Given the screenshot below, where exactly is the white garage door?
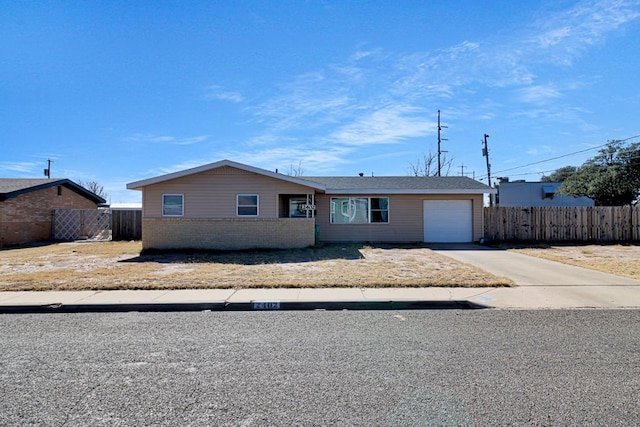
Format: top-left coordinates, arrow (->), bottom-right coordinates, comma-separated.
423,200 -> 473,243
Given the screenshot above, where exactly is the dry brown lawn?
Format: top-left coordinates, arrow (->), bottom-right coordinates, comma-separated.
506,243 -> 640,280
0,241 -> 513,291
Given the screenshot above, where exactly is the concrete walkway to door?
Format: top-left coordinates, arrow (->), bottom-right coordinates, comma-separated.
430,243 -> 640,309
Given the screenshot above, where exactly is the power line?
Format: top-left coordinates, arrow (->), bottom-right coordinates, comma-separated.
493,143 -> 609,174
477,135 -> 640,181
490,147 -> 640,180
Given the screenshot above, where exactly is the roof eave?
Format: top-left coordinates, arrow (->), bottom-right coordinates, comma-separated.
0,179 -> 106,204
126,159 -> 326,191
325,188 -> 497,195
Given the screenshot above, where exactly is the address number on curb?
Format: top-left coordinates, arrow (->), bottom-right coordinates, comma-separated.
252,301 -> 281,310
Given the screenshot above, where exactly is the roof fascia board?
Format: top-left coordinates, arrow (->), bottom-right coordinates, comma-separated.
126,159 -> 326,191
324,189 -> 497,195
0,179 -> 106,204
3,180 -> 67,199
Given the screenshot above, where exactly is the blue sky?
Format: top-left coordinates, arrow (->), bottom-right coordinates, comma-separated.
2,0 -> 639,203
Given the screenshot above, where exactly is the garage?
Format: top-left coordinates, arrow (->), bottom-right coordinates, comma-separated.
423,200 -> 473,242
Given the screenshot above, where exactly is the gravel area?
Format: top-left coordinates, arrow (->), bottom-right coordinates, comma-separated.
506,243 -> 640,279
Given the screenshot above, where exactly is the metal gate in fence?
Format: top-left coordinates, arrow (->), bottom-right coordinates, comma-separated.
52,208 -> 111,241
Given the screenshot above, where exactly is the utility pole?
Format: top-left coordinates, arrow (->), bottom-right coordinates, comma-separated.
459,163 -> 466,177
481,133 -> 493,206
44,159 -> 53,179
437,110 -> 448,176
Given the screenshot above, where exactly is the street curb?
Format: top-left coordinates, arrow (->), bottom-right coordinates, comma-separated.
0,299 -> 488,314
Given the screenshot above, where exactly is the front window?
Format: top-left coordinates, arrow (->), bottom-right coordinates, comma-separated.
330,197 -> 389,224
163,194 -> 183,216
370,197 -> 389,222
237,194 -> 258,216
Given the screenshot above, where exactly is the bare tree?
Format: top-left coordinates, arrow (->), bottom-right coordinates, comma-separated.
78,180 -> 108,200
287,161 -> 304,177
408,151 -> 454,176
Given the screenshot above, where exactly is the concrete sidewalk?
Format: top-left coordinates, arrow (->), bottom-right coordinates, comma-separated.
1,282 -> 639,312
0,288 -> 488,313
2,244 -> 640,312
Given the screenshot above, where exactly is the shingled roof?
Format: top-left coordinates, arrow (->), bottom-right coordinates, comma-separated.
301,176 -> 495,194
126,159 -> 495,195
0,178 -> 106,204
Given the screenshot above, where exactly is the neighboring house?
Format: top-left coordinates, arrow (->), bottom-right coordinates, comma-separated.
127,160 -> 495,250
0,178 -> 106,246
110,202 -> 142,210
496,179 -> 594,207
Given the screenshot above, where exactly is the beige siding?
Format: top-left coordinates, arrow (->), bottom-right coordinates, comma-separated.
471,195 -> 484,241
142,166 -> 315,218
315,194 -> 484,242
136,165 -> 488,246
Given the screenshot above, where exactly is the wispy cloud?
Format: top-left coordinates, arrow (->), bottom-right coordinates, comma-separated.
253,72 -> 353,131
0,161 -> 38,174
223,146 -> 353,174
329,105 -> 433,146
519,85 -> 563,104
145,159 -> 212,177
526,145 -> 556,156
205,85 -> 244,103
525,0 -> 640,65
126,133 -> 209,145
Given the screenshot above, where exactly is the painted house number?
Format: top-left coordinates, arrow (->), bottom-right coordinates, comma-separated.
252,301 -> 281,310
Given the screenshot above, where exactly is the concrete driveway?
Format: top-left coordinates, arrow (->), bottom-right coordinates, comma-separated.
430,244 -> 640,309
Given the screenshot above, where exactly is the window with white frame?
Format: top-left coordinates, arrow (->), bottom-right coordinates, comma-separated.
162,194 -> 184,216
237,194 -> 259,216
330,197 -> 389,224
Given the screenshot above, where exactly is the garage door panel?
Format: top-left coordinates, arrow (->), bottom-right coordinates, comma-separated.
424,200 -> 472,242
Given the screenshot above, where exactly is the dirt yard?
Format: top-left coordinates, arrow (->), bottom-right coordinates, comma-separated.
506,243 -> 640,280
0,241 -> 514,291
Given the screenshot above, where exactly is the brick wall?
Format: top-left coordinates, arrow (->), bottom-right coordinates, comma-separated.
142,217 -> 316,250
0,186 -> 98,246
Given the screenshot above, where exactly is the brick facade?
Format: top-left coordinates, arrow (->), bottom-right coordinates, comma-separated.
142,217 -> 316,250
0,186 -> 98,246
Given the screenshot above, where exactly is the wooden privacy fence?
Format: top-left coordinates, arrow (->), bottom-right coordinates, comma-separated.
484,206 -> 640,242
111,209 -> 142,240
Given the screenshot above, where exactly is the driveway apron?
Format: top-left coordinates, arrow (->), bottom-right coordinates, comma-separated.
429,244 -> 640,308
429,244 -> 640,287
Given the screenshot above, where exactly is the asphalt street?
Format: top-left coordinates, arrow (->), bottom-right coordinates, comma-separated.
1,310 -> 639,426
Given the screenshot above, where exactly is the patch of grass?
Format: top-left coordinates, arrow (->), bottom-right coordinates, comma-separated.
508,244 -> 640,280
0,241 -> 513,291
